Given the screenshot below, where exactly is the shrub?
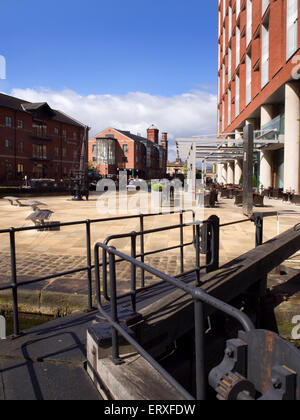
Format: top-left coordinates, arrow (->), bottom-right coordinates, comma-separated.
152,184 -> 163,192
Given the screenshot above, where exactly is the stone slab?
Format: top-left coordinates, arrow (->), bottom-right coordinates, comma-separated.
0,310 -> 98,364
0,358 -> 101,400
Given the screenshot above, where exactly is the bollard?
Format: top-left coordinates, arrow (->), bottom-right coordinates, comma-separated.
0,315 -> 6,339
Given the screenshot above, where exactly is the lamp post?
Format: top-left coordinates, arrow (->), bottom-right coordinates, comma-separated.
72,125 -> 90,201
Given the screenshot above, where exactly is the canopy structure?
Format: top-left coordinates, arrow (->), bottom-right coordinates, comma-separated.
176,129 -> 283,190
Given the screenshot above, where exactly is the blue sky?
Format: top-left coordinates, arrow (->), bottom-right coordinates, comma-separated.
1,0 -> 218,96
0,0 -> 218,158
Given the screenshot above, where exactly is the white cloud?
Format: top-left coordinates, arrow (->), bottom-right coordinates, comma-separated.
11,87 -> 217,161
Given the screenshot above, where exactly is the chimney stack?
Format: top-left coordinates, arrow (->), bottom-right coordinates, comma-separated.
147,124 -> 159,144
161,132 -> 168,149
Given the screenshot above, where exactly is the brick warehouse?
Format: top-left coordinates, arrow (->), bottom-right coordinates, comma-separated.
217,0 -> 300,194
88,126 -> 168,179
0,93 -> 87,185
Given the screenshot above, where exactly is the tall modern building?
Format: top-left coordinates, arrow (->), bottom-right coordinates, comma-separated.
218,0 -> 300,193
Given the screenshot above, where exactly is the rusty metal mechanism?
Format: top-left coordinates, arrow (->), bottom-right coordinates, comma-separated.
209,330 -> 300,400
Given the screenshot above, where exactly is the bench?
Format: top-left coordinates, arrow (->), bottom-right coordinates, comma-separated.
24,200 -> 47,211
3,196 -> 24,207
253,194 -> 264,207
291,195 -> 300,206
234,193 -> 265,207
26,210 -> 54,230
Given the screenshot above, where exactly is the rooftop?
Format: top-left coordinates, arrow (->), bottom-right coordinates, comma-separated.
0,93 -> 86,128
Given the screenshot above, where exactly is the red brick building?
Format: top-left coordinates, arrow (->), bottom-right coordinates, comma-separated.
0,93 -> 87,185
218,0 -> 300,193
88,126 -> 168,179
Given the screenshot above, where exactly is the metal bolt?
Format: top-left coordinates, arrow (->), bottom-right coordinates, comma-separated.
225,347 -> 234,358
271,377 -> 282,390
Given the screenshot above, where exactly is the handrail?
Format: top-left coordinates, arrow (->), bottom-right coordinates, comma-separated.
95,243 -> 255,332
94,242 -> 255,401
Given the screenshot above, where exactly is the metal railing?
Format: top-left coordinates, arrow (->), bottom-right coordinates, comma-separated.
94,242 -> 255,401
93,211 -> 279,400
0,209 -> 195,337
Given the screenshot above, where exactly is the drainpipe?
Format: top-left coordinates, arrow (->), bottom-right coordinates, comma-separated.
14,110 -> 17,182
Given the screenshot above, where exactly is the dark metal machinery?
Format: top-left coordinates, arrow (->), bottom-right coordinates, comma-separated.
209,330 -> 300,400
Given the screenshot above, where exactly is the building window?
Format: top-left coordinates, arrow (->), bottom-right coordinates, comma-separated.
262,0 -> 269,16
246,0 -> 252,46
5,117 -> 12,128
92,144 -> 97,153
6,163 -> 13,178
17,164 -> 24,175
222,64 -> 225,95
236,25 -> 240,68
5,139 -> 12,151
228,89 -> 231,126
54,128 -> 59,136
63,148 -> 67,158
123,144 -> 128,154
54,147 -> 59,157
235,74 -> 240,117
33,123 -> 47,138
18,142 -> 24,153
73,132 -> 77,140
228,7 -> 232,41
228,47 -> 232,82
222,100 -> 225,133
17,120 -> 23,129
62,129 -> 66,139
236,0 -> 240,17
33,144 -> 47,159
246,51 -> 252,105
287,0 -> 298,60
261,20 -> 269,88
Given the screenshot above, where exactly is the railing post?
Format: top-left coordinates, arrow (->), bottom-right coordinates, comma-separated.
109,249 -> 122,365
131,232 -> 137,313
86,220 -> 93,311
194,298 -> 206,400
251,212 -> 264,247
195,223 -> 201,286
249,213 -> 266,327
206,215 -> 220,273
9,228 -> 19,337
140,215 -> 145,288
180,213 -> 184,274
94,245 -> 101,303
102,247 -> 109,302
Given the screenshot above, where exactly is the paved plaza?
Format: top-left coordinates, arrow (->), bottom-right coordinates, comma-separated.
0,192 -> 299,315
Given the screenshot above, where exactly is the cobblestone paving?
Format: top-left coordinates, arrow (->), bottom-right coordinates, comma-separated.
0,251 -> 196,295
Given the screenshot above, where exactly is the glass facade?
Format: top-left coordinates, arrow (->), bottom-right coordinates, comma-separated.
96,138 -> 116,165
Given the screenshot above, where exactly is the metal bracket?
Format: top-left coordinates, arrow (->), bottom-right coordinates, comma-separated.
259,366 -> 296,401
208,338 -> 248,391
209,330 -> 300,400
